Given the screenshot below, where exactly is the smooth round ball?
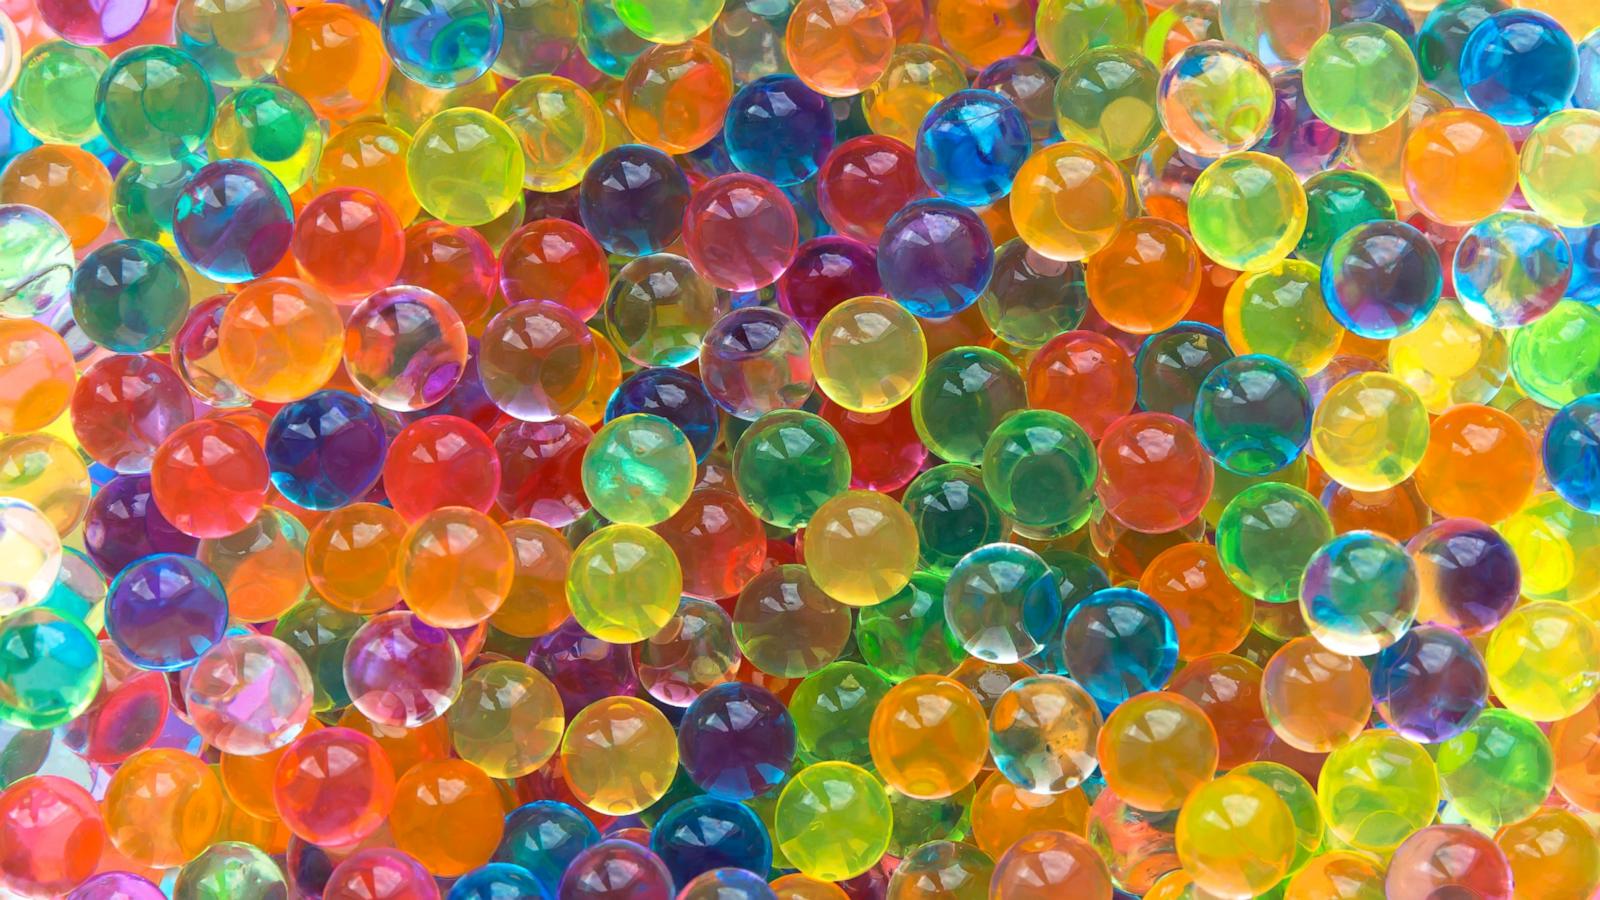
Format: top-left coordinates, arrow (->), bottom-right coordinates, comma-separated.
774,762 -> 893,882
343,612 -> 462,728
562,696 -> 679,816
408,108 -> 525,227
1097,692 -> 1218,813
804,490 -> 917,607
1061,588 -> 1178,708
1303,23 -> 1418,133
1176,775 -> 1296,898
1010,141 -> 1127,262
945,543 -> 1064,665
567,524 -> 682,643
1318,730 -> 1439,852
1188,151 -> 1306,272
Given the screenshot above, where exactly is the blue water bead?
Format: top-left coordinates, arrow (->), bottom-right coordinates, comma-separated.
678,682 -> 796,800
496,802 -> 601,897
1331,0 -> 1416,43
447,862 -> 548,900
724,75 -> 836,186
877,198 -> 994,318
1192,354 -> 1312,477
915,89 -> 1032,206
578,144 -> 690,257
1060,587 -> 1178,712
1453,211 -> 1572,328
605,367 -> 721,462
1371,624 -> 1489,743
1321,219 -> 1442,339
265,390 -> 390,510
106,554 -> 229,671
381,0 -> 505,89
172,159 -> 294,283
1459,9 -> 1577,126
1545,394 -> 1600,514
650,795 -> 772,887
1577,27 -> 1600,110
1566,226 -> 1600,304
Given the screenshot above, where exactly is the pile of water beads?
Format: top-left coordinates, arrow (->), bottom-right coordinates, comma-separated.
8,0 -> 1600,896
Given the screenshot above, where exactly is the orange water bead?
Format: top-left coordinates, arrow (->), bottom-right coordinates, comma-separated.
306,502 -> 406,615
970,770 -> 1090,859
869,674 -> 989,799
1027,330 -> 1137,440
622,41 -> 734,155
1096,691 -> 1218,813
397,506 -> 514,629
772,874 -> 851,900
315,122 -> 421,224
1402,109 -> 1517,227
0,319 -> 74,434
218,277 -> 345,403
933,0 -> 1033,68
278,4 -> 390,122
489,519 -> 573,638
390,759 -> 506,877
0,144 -> 111,248
1139,542 -> 1253,660
273,727 -> 397,846
1261,636 -> 1371,753
1086,217 -> 1201,335
102,749 -> 225,868
785,0 -> 896,98
1413,404 -> 1536,524
292,187 -> 406,302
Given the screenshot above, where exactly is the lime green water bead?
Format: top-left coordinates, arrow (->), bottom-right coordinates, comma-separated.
912,346 -> 1027,465
1053,46 -> 1161,160
567,524 -> 683,643
582,414 -> 696,526
1304,24 -> 1418,135
614,0 -> 723,43
1318,730 -> 1439,853
1035,0 -> 1149,67
96,46 -> 217,165
1510,300 -> 1600,409
13,41 -> 107,144
733,409 -> 851,529
790,661 -> 892,766
776,762 -> 894,882
208,84 -> 324,193
1188,152 -> 1306,272
407,106 -> 527,226
1216,482 -> 1333,603
1436,708 -> 1554,832
1223,260 -> 1344,376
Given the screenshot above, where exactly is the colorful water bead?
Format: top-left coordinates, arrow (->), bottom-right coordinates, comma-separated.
1312,372 -> 1430,491
95,46 -> 215,164
1372,624 -> 1489,743
878,198 -> 995,318
1097,691 -> 1217,812
0,607 -> 101,730
407,107 -> 524,226
1176,774 -> 1297,898
291,187 -> 405,302
106,553 -> 228,671
102,749 -> 225,868
562,695 -> 678,815
803,489 -> 917,607
217,277 -> 344,403
0,318 -> 74,434
784,0 -> 893,98
582,413 -> 696,526
1223,260 -> 1343,376
1385,825 -> 1515,899
273,727 -> 395,846
869,674 -> 988,799
567,524 -> 681,643
1193,353 -> 1311,476
1096,412 -> 1213,534
733,409 -> 851,528
184,632 -> 312,756
774,762 -> 893,882
1188,151 -> 1306,272
605,253 -> 722,367
1157,40 -> 1274,157
480,301 -> 599,423
1318,729 -> 1440,853
0,144 -> 110,249
1459,8 -> 1577,126
810,295 -> 926,413
734,565 -> 853,678
207,83 -> 322,193
0,205 -> 74,320
70,238 -> 189,353
150,418 -> 269,539
1061,588 -> 1178,708
1402,108 -> 1517,226
1300,530 -> 1417,656
1302,23 -> 1418,134
987,675 -> 1101,795
698,307 -> 813,419
1010,141 -> 1127,262
1486,601 -> 1600,722
1217,482 -> 1333,603
1321,219 -> 1442,340
343,612 -> 463,728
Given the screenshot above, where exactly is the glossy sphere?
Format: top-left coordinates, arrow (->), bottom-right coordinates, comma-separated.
173,0 -> 289,85
218,278 -> 344,403
1087,217 -> 1200,335
869,675 -> 987,799
779,236 -> 882,333
811,296 -> 926,413
265,392 -> 387,512
579,144 -> 689,255
1496,808 -> 1600,898
1319,730 -> 1439,852
0,319 -> 74,434
1194,354 -> 1310,476
1322,219 -> 1442,339
1262,635 -> 1371,752
559,840 -> 673,900
652,797 -> 772,886
276,4 -> 388,119
699,307 -> 812,420
1097,692 -> 1217,812
150,419 -> 269,540
1312,372 -> 1430,491
725,75 -> 836,186
481,301 -> 598,422
0,608 -> 100,730
1520,109 -> 1600,230
343,612 -> 463,727
106,553 -> 228,670
1053,47 -> 1160,161
567,524 -> 682,643
96,46 -> 215,164
0,434 -> 91,536
1300,531 -> 1417,656
83,475 -> 198,578
733,566 -> 852,678
784,0 -> 893,97
102,749 -> 224,868
1189,152 -> 1306,272
323,848 -> 438,900
1157,41 -> 1274,157
384,416 -> 499,520
346,287 -> 468,411
0,776 -> 105,895
0,145 -> 110,249
71,354 -> 193,474
500,219 -> 608,317
1303,23 -> 1418,134
900,465 -> 1006,574
1486,601 -> 1600,722
381,0 -> 501,88
982,240 -> 1089,350
878,199 -> 995,319
817,136 -> 930,243
1459,9 -> 1575,126
398,507 -> 513,628
774,762 -> 892,882
1223,261 -> 1343,376
679,681 -> 795,799
207,84 -> 321,193
1407,519 -> 1518,635
185,633 -> 312,756
583,414 -> 696,526
1027,331 -> 1136,441
70,239 -> 189,353
1548,395 -> 1600,516
1371,624 -> 1488,743
989,675 -> 1102,794
1177,775 -> 1296,898
790,661 -> 891,766
621,41 -> 732,155
408,108 -> 524,226
1392,299 -> 1508,413
1511,300 -> 1600,408
492,417 -> 592,528
605,253 -> 722,367
1435,708 -> 1553,832
0,205 -> 75,319
1010,141 -> 1127,262
1062,588 -> 1178,708
804,490 -> 917,607
562,696 -> 678,815
1411,405 -> 1533,523
734,410 -> 851,528
684,174 -> 798,293
607,367 -> 719,462
915,89 -> 1030,207
1139,543 -> 1253,660
1403,109 -> 1517,226
1386,825 -> 1515,899
390,759 -> 504,877
292,188 -> 405,302
990,831 -> 1110,900
945,544 -> 1063,664
1097,413 -> 1213,534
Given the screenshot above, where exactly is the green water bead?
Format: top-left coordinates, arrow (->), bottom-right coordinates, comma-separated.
13,42 -> 108,144
733,409 -> 851,529
912,346 -> 1027,465
69,239 -> 191,353
0,608 -> 103,730
1303,23 -> 1419,135
981,408 -> 1097,539
1216,482 -> 1333,603
112,159 -> 202,249
274,598 -> 363,713
1436,708 -> 1554,832
790,661 -> 892,767
96,46 -> 217,165
856,571 -> 964,684
901,464 -> 1009,575
583,413 -> 697,526
1509,300 -> 1600,409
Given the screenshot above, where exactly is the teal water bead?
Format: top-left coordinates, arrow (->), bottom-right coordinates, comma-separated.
582,413 -> 697,526
944,542 -> 1064,664
1435,708 -> 1554,832
981,408 -> 1097,539
70,239 -> 191,353
1216,482 -> 1333,603
789,661 -> 892,766
1299,530 -> 1419,656
1193,353 -> 1312,476
856,571 -> 964,684
911,346 -> 1027,465
1298,170 -> 1396,264
0,608 -> 103,730
96,46 -> 217,164
733,409 -> 851,529
901,464 -> 1009,575
13,41 -> 108,144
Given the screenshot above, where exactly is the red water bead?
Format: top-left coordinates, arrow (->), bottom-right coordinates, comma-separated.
383,415 -> 501,521
1096,412 -> 1214,534
498,219 -> 609,320
151,418 -> 270,538
1027,330 -> 1137,440
70,354 -> 195,474
398,221 -> 498,326
323,848 -> 441,900
653,487 -> 768,600
0,775 -> 105,896
273,727 -> 397,846
63,640 -> 171,765
292,188 -> 406,303
683,173 -> 800,291
777,236 -> 883,334
1321,479 -> 1430,543
491,417 -> 592,527
817,135 -> 930,243
1167,652 -> 1271,769
819,397 -> 927,492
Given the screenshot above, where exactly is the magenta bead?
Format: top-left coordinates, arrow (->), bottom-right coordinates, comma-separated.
683,174 -> 800,291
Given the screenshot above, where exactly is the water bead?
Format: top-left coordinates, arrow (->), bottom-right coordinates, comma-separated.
1035,0 -> 1147,66
292,187 -> 405,303
733,565 -> 852,678
207,84 -> 321,196
733,409 -> 851,528
1157,41 -> 1274,158
986,675 -> 1101,795
1096,691 -> 1217,812
343,612 -> 463,728
381,0 -> 502,89
878,198 -> 995,319
605,253 -> 723,367
1303,23 -> 1418,134
1486,601 -> 1600,722
567,524 -> 681,643
982,240 -> 1089,349
606,368 -> 720,463
1390,298 -> 1508,413
788,660 -> 890,767
0,775 -> 105,896
802,490 -> 916,607
1009,141 -> 1127,262
1299,530 -> 1418,656
1217,482 -> 1333,603
560,839 -> 674,900
1187,151 -> 1306,273
779,236 -> 883,333
1402,109 -> 1517,227
0,144 -> 110,249
901,464 -> 1007,574
784,0 -> 893,98
1495,808 -> 1600,900
1459,8 -> 1576,126
95,45 -> 214,164
816,135 -> 930,243
103,749 -> 225,868
1223,261 -> 1343,376
1318,729 -> 1439,853
1312,372 -> 1430,491
810,296 -> 926,413
684,174 -> 799,293
70,238 -> 189,353
562,695 -> 679,816
1060,588 -> 1177,708
1097,412 -> 1214,534
1321,220 -> 1443,340
407,107 -> 524,227
1385,825 -> 1515,899
1435,707 -> 1553,833
106,553 -> 228,671
1453,211 -> 1570,329
1371,624 -> 1489,742
698,307 -> 813,419
0,318 -> 74,434
173,0 -> 289,86
725,74 -> 836,186
383,416 -> 499,521
151,418 -> 269,540
914,89 -> 1031,207
0,204 -> 74,320
218,277 -> 344,403
584,414 -> 695,526
1193,354 -> 1312,476
1176,774 -> 1296,899
0,607 -> 101,730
